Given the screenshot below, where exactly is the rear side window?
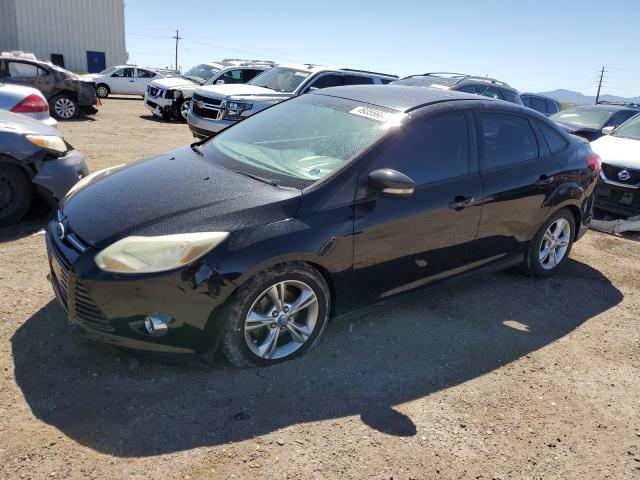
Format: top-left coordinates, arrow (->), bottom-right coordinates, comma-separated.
545,100 -> 559,114
379,78 -> 394,85
136,69 -> 155,78
537,122 -> 568,153
112,68 -> 134,77
7,61 -> 47,78
478,112 -> 538,169
374,113 -> 471,184
500,89 -> 519,104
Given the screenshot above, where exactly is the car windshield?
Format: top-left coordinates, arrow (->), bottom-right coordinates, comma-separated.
613,113 -> 640,140
550,107 -> 612,129
247,67 -> 312,93
98,67 -> 117,75
200,95 -> 402,188
182,64 -> 221,85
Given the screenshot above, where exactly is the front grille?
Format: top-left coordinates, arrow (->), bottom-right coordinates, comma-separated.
147,85 -> 163,97
193,103 -> 220,119
601,163 -> 640,187
193,93 -> 222,106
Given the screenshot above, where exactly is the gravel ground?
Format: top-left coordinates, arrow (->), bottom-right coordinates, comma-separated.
0,97 -> 639,479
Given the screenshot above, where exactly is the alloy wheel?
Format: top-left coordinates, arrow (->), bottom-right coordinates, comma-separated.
244,280 -> 319,360
180,101 -> 191,120
55,98 -> 76,119
539,218 -> 571,270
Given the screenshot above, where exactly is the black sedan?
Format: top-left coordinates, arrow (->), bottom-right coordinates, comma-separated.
46,85 -> 599,367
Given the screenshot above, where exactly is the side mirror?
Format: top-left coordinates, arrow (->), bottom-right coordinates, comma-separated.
368,169 -> 415,198
216,79 -> 225,85
602,126 -> 615,135
308,86 -> 319,92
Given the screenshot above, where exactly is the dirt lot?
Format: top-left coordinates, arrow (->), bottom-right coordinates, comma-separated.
1,97 -> 639,479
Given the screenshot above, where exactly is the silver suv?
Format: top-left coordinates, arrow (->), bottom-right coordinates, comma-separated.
187,64 -> 397,138
144,59 -> 274,121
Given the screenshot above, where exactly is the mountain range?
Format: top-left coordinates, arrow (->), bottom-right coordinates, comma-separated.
535,89 -> 640,105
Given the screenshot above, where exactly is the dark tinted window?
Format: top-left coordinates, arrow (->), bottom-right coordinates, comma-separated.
479,112 -> 538,169
242,69 -> 264,82
500,89 -> 519,104
537,122 -> 568,153
374,113 -> 471,184
545,99 -> 559,114
136,69 -> 155,78
7,61 -> 47,78
50,53 -> 65,68
608,110 -> 637,128
342,75 -> 374,86
221,69 -> 244,84
380,78 -> 394,85
529,96 -> 546,113
308,74 -> 344,90
521,95 -> 530,107
112,68 -> 134,77
476,85 -> 502,100
456,85 -> 478,94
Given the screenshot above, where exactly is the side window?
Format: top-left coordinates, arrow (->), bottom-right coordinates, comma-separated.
608,111 -> 637,128
112,68 -> 134,77
373,113 -> 471,184
222,69 -> 244,84
537,122 -> 568,153
545,100 -> 559,115
379,78 -> 394,85
341,75 -> 374,86
476,85 -> 502,100
136,69 -> 155,78
241,69 -> 263,82
308,74 -> 344,90
456,85 -> 478,94
500,89 -> 519,104
7,61 -> 46,78
529,96 -> 546,114
521,95 -> 530,107
478,112 -> 539,169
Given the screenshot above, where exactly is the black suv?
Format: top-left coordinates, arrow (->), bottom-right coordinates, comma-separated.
521,93 -> 562,117
550,102 -> 640,141
0,56 -> 97,120
392,72 -> 523,105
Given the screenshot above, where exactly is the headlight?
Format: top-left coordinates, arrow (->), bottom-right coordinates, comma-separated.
165,89 -> 174,99
94,232 -> 229,274
65,164 -> 125,198
25,135 -> 67,155
223,101 -> 253,120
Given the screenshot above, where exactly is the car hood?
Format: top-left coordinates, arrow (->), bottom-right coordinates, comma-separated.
151,77 -> 198,90
195,84 -> 293,101
61,146 -> 302,249
0,109 -> 61,136
590,134 -> 640,168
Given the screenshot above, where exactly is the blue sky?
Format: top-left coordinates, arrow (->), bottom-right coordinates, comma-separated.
124,0 -> 640,97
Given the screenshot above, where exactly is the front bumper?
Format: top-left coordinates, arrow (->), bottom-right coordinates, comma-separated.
187,109 -> 236,138
594,182 -> 640,217
44,220 -> 237,354
144,93 -> 175,117
32,149 -> 89,201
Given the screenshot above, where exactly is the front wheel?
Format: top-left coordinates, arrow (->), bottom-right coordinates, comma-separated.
176,99 -> 191,121
221,263 -> 330,367
96,84 -> 110,98
523,208 -> 576,278
50,94 -> 78,120
0,163 -> 32,226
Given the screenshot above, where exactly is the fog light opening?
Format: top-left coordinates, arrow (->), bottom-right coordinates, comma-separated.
143,312 -> 172,337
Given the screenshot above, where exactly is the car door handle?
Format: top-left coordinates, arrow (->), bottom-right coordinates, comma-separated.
536,175 -> 554,187
449,196 -> 474,210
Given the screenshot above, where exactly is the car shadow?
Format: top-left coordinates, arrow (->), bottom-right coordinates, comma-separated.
11,259 -> 622,457
138,114 -> 183,124
0,203 -> 51,243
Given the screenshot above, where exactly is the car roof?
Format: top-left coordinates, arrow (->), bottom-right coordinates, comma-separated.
310,84 -> 491,112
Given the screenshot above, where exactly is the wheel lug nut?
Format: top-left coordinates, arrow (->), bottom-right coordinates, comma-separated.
283,306 -> 289,313
270,323 -> 277,328
272,311 -> 278,317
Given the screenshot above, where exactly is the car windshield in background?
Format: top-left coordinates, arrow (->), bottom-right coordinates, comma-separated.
98,67 -> 117,75
248,67 -> 311,93
613,113 -> 640,140
550,107 -> 612,129
183,64 -> 221,85
201,95 -> 401,187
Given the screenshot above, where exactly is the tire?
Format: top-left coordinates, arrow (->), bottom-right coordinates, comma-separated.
221,262 -> 330,368
0,163 -> 32,226
523,208 -> 576,278
96,84 -> 110,98
49,94 -> 78,120
176,98 -> 190,121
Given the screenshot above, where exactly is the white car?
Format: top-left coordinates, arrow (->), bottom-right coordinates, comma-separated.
187,64 -> 398,138
84,66 -> 169,98
144,59 -> 273,121
0,83 -> 57,127
590,113 -> 640,217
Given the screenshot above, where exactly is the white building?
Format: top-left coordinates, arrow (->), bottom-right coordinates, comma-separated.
0,0 -> 126,73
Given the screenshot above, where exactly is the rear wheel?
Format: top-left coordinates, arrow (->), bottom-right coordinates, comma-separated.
0,163 -> 32,226
96,84 -> 110,98
221,263 -> 330,367
523,208 -> 575,278
50,94 -> 78,120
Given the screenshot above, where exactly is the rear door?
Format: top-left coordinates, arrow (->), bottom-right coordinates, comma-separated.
472,108 -> 560,264
133,68 -> 156,94
353,108 -> 483,302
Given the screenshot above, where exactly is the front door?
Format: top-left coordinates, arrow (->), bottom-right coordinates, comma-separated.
109,67 -> 136,94
353,109 -> 483,303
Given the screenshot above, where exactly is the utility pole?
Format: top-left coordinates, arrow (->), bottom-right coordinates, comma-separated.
595,66 -> 605,104
172,29 -> 182,73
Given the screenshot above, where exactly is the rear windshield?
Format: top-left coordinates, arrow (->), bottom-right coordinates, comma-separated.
613,113 -> 640,140
550,107 -> 612,129
248,67 -> 311,93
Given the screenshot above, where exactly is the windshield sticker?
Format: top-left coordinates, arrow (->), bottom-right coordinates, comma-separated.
349,106 -> 397,123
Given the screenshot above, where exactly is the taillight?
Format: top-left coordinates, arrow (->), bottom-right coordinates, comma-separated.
587,153 -> 601,175
10,94 -> 49,113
